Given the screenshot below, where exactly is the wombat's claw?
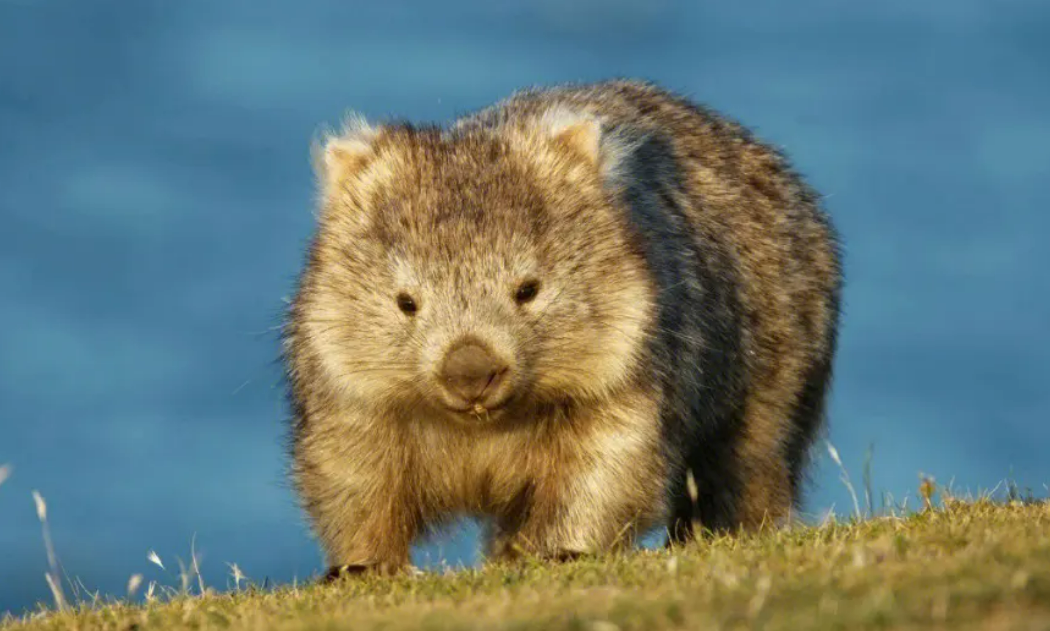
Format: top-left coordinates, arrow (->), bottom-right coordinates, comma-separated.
553,549 -> 586,563
323,564 -> 369,583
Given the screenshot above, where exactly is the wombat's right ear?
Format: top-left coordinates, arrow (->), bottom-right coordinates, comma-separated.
313,115 -> 380,189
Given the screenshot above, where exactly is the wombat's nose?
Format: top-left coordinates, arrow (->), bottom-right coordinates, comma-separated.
440,343 -> 508,406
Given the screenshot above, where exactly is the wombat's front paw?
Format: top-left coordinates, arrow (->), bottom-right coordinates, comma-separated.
322,564 -> 371,583
552,549 -> 588,563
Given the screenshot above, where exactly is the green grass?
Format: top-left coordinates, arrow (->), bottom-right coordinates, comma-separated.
4,497 -> 1049,631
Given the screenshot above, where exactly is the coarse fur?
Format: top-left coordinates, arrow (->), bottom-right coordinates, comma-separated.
284,80 -> 842,574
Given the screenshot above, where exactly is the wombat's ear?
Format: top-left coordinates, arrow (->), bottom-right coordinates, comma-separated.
539,108 -> 602,165
529,107 -> 636,182
313,115 -> 380,188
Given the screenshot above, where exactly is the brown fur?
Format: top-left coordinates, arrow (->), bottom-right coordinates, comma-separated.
285,80 -> 841,573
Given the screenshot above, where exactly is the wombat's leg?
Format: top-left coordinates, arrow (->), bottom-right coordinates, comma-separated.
298,446 -> 419,579
736,451 -> 793,530
313,482 -> 418,579
734,403 -> 795,530
489,402 -> 666,561
489,476 -> 655,562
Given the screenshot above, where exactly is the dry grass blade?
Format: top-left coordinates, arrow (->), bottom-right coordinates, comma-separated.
191,533 -> 207,596
30,490 -> 68,612
227,563 -> 246,590
148,550 -> 165,571
919,474 -> 938,510
826,441 -> 862,519
43,574 -> 67,613
685,468 -> 700,533
127,574 -> 143,598
31,490 -> 47,523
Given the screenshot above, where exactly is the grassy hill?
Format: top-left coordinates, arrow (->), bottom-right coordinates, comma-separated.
3,497 -> 1048,631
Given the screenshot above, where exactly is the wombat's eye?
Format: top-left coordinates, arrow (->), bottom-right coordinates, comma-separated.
514,280 -> 540,305
396,293 -> 418,315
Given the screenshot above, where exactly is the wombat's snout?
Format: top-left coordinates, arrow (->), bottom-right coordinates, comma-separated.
438,340 -> 510,411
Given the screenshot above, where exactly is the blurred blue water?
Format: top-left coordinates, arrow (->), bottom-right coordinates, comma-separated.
1,0 -> 1048,615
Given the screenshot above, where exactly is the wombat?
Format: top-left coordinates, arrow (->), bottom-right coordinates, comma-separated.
284,80 -> 842,577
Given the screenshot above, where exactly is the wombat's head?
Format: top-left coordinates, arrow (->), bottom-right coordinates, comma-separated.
290,109 -> 655,422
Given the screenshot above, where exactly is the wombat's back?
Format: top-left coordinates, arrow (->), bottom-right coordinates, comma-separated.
459,80 -> 842,535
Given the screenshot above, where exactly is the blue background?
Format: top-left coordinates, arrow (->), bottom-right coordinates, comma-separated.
2,0 -> 1048,615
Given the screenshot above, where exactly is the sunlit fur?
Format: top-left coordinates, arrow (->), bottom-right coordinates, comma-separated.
285,80 -> 842,574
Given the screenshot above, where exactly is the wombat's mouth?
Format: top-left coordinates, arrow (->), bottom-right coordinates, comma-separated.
432,390 -> 521,424
441,398 -> 509,421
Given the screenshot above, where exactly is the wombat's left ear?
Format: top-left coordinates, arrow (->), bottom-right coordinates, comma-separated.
313,115 -> 380,188
530,107 -> 637,182
539,108 -> 603,166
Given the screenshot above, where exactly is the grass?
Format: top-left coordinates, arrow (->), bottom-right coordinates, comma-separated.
3,495 -> 1049,631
